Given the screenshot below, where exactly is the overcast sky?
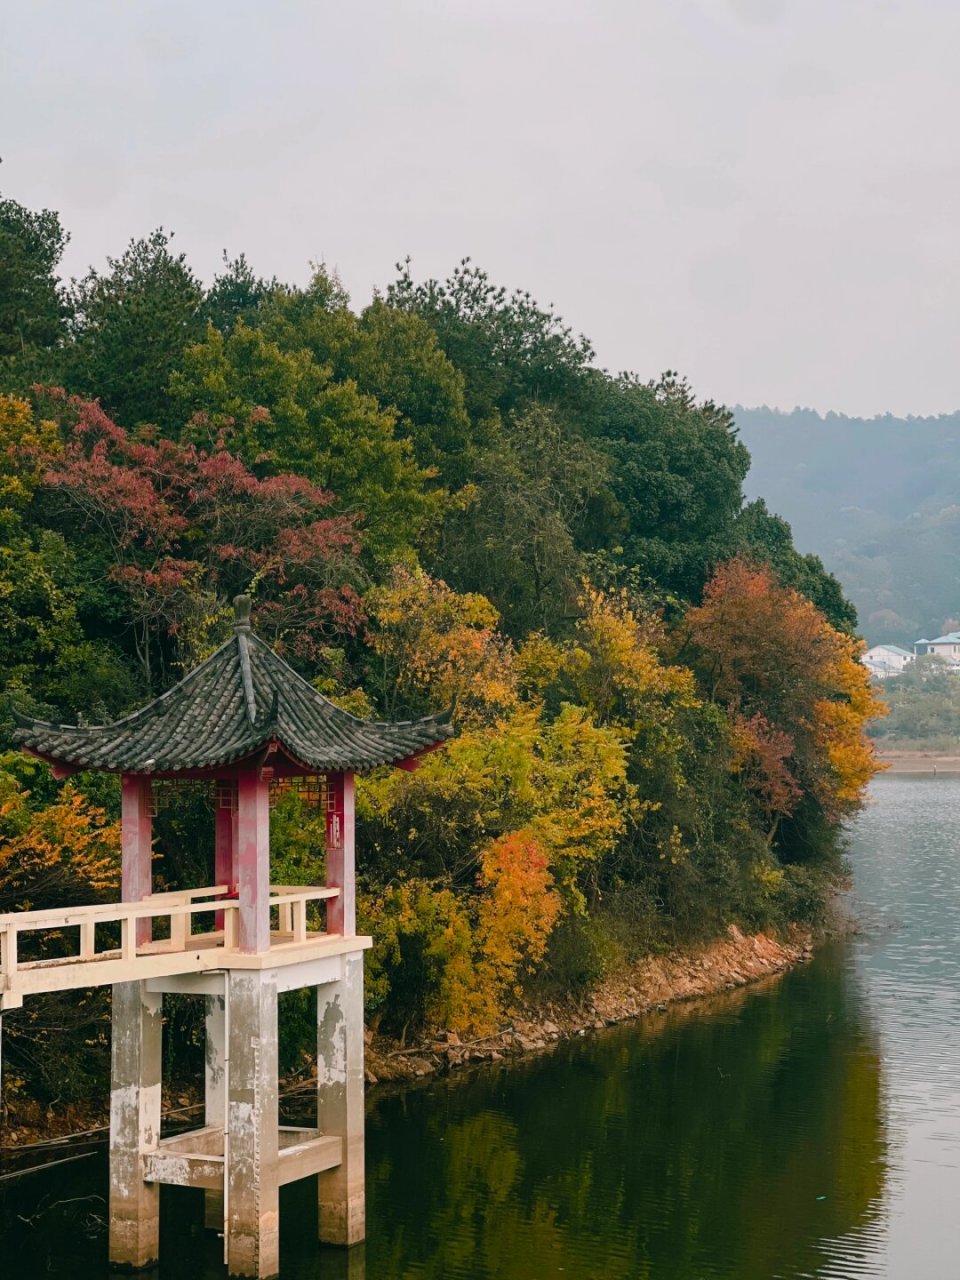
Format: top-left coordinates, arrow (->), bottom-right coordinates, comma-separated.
2,0 -> 957,417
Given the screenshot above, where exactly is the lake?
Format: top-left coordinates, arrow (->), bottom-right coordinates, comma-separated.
3,773 -> 959,1278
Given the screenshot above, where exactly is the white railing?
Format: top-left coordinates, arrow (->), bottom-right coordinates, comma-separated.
270,885 -> 340,943
0,884 -> 340,1002
0,887 -> 237,980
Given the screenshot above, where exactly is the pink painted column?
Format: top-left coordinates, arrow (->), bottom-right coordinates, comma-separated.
215,792 -> 237,894
236,768 -> 271,953
121,774 -> 153,946
326,772 -> 356,937
214,781 -> 238,932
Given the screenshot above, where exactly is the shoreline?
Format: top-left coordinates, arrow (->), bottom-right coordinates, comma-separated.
363,923 -> 814,1085
1,923 -> 816,1154
876,748 -> 960,773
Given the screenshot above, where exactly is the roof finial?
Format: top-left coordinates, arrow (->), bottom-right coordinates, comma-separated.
234,594 -> 252,632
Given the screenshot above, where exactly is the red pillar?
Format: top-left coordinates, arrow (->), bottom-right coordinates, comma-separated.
236,768 -> 270,953
121,774 -> 153,946
214,783 -> 237,931
326,772 -> 355,937
215,793 -> 237,893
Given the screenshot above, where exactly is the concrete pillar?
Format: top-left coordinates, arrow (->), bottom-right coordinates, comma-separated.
321,1244 -> 367,1279
237,769 -> 270,954
121,774 -> 153,946
204,993 -> 227,1231
226,971 -> 280,1279
318,953 -> 365,1246
326,773 -> 356,937
109,981 -> 162,1270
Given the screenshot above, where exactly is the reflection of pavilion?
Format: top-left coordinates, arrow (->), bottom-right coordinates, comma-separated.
4,596 -> 451,1278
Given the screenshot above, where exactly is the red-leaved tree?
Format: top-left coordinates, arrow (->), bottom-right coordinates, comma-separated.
36,392 -> 364,683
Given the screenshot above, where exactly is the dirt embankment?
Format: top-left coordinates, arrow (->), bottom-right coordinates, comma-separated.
1,924 -> 813,1150
363,923 -> 813,1084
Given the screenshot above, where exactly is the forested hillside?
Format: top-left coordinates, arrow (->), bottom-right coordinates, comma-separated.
0,193 -> 881,1104
737,406 -> 960,646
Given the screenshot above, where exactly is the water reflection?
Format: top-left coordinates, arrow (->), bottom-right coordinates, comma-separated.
360,953 -> 885,1280
30,777 -> 960,1278
1,944 -> 887,1280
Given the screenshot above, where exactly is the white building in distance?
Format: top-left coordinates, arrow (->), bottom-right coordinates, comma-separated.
913,632 -> 960,661
863,644 -> 915,679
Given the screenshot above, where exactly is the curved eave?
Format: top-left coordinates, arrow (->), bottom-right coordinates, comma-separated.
14,724 -> 454,777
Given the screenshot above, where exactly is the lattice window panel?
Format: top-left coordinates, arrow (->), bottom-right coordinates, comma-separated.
145,775 -> 330,813
269,774 -> 332,810
148,778 -> 216,815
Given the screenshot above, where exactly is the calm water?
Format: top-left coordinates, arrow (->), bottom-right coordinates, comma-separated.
4,774 -> 960,1278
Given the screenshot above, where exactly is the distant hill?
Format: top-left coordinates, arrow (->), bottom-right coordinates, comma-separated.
734,406 -> 960,645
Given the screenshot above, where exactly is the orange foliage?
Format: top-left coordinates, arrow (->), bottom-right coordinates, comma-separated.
0,776 -> 121,912
687,559 -> 835,716
476,829 -> 562,1004
813,631 -> 888,818
688,558 -> 885,823
362,831 -> 562,1036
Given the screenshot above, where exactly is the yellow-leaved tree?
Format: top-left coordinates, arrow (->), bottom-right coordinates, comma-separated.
359,569 -> 630,1034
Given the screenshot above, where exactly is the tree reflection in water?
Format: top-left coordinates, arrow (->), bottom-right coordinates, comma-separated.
364,949 -> 886,1280
0,947 -> 885,1280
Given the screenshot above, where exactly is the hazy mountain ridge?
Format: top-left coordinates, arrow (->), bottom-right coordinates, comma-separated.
735,406 -> 960,645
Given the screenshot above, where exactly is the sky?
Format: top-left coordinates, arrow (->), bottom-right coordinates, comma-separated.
1,0 -> 957,418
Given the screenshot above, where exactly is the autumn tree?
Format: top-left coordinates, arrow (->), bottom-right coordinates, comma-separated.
733,498 -> 857,634
358,570 -> 630,1032
686,558 -> 883,857
0,768 -> 119,913
170,312 -> 440,567
364,565 -> 516,723
0,395 -> 134,722
0,762 -> 120,1101
38,393 -> 364,685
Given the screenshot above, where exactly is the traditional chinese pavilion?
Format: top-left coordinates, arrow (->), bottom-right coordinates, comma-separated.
3,596 -> 452,1278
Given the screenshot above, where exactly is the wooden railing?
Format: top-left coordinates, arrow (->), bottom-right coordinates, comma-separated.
0,884 -> 341,1008
0,887 -> 236,978
270,885 -> 340,942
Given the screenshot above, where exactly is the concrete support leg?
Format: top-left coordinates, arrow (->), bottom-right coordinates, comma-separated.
204,993 -> 227,1232
109,981 -> 162,1270
226,971 -> 280,1279
318,954 -> 366,1246
322,1244 -> 367,1279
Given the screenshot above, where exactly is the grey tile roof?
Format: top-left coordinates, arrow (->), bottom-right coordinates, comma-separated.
13,598 -> 453,775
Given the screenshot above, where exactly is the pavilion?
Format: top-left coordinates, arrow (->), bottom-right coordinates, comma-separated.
4,595 -> 452,1278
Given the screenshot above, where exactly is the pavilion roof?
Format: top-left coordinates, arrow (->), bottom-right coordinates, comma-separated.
13,597 -> 453,775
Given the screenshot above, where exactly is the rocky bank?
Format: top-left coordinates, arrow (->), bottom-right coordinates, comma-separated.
362,923 -> 814,1084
